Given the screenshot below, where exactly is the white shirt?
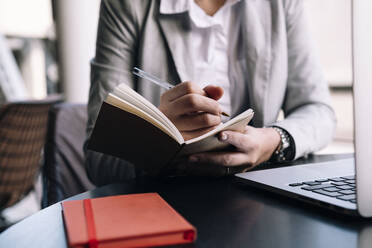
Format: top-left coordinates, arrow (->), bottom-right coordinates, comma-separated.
160,0 -> 240,121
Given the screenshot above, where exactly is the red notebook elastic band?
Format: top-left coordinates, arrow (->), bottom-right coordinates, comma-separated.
83,199 -> 99,248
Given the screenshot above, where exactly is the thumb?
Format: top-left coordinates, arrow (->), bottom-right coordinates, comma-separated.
203,85 -> 224,101
219,130 -> 247,150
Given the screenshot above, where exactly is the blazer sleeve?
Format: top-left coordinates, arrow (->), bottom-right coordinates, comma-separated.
271,0 -> 337,159
85,0 -> 146,185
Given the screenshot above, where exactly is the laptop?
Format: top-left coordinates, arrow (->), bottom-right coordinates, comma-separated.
235,0 -> 372,217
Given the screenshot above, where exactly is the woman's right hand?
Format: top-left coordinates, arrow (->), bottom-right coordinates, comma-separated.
158,82 -> 225,140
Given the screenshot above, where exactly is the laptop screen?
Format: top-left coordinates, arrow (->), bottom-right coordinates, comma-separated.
351,0 -> 372,217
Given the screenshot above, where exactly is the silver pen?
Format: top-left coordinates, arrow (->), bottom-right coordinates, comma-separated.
132,67 -> 230,117
133,67 -> 174,90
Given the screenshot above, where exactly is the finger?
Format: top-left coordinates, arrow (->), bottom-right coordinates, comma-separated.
218,130 -> 250,151
170,93 -> 222,116
174,113 -> 221,131
189,151 -> 251,167
181,126 -> 218,141
203,85 -> 224,101
161,81 -> 206,102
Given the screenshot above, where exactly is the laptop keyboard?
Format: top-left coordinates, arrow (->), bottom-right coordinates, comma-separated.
289,175 -> 356,203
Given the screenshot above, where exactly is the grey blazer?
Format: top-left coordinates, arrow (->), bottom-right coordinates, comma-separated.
85,0 -> 336,185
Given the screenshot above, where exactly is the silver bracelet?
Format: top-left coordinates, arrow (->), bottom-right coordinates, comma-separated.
272,127 -> 290,162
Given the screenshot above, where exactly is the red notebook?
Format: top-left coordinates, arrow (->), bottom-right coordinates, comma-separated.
62,193 -> 196,248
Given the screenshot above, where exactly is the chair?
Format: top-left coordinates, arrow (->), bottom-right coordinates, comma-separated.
42,103 -> 94,208
0,99 -> 59,214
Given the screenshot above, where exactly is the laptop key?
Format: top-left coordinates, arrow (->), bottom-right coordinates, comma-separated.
322,187 -> 341,192
289,183 -> 303,187
313,189 -> 343,197
301,184 -> 333,191
350,199 -> 357,203
331,182 -> 348,186
340,175 -> 355,180
345,180 -> 356,184
303,181 -> 321,186
329,177 -> 346,182
336,185 -> 354,190
315,179 -> 329,183
337,194 -> 356,201
338,190 -> 355,195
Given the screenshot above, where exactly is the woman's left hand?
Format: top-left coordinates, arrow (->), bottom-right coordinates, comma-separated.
189,126 -> 281,169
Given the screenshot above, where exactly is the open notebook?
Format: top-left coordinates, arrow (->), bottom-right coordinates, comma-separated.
88,83 -> 254,171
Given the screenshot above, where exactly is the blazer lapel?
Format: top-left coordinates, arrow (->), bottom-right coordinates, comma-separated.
241,0 -> 272,126
158,13 -> 195,84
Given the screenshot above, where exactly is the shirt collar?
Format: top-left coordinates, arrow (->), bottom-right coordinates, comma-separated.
159,0 -> 190,15
159,0 -> 240,15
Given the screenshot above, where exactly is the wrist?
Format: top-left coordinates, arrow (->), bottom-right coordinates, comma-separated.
272,128 -> 281,149
259,128 -> 282,164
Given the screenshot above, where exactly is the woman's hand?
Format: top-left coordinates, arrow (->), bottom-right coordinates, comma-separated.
159,82 -> 225,140
189,126 -> 281,169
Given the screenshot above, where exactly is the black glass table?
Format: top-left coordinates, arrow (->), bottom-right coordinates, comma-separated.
1,154 -> 371,248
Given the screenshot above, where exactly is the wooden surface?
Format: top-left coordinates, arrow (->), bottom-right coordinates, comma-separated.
1,154 -> 372,248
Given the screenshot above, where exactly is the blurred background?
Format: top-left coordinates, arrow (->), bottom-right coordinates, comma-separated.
0,0 -> 353,226
305,0 -> 353,155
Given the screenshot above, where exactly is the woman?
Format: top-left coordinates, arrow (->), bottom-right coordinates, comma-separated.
85,0 -> 336,185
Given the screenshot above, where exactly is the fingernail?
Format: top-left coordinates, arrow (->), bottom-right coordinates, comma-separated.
189,156 -> 199,162
220,132 -> 228,141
